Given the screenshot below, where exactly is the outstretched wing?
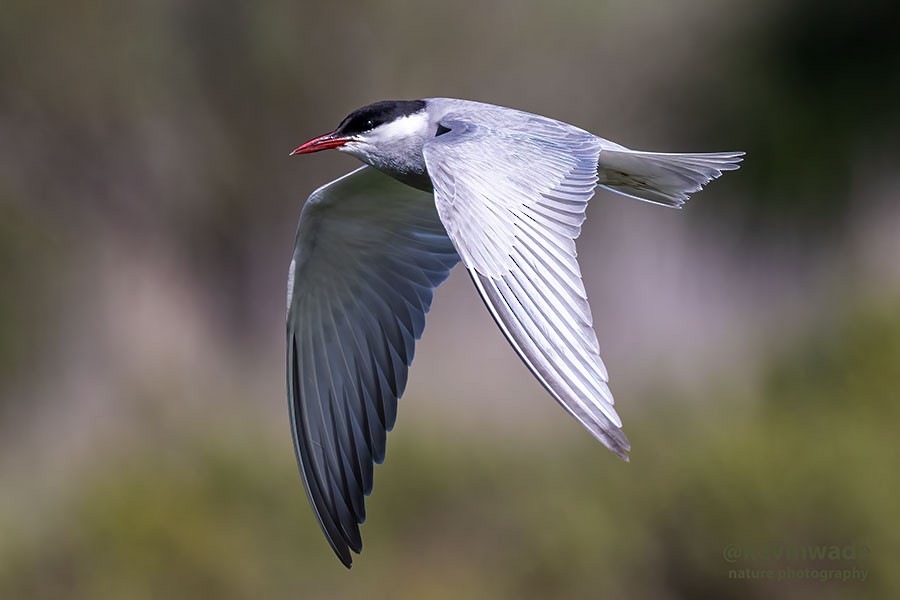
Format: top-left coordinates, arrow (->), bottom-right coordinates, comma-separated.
286,166 -> 459,567
423,119 -> 630,458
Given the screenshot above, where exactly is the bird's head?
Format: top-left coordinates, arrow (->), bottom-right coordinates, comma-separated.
291,100 -> 430,161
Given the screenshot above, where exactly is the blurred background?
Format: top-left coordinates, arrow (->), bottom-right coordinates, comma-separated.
2,0 -> 899,598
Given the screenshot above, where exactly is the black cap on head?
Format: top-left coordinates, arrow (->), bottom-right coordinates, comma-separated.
335,100 -> 426,137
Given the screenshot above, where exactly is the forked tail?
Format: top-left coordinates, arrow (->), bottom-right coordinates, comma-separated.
597,149 -> 744,208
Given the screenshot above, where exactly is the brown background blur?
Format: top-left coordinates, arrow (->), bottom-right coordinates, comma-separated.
2,1 -> 899,598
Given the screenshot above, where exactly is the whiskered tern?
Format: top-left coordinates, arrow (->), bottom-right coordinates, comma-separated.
287,98 -> 743,566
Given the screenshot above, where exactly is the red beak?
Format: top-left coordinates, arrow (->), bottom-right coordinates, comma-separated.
290,131 -> 350,155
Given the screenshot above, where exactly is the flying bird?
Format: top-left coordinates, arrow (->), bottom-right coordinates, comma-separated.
286,98 -> 743,566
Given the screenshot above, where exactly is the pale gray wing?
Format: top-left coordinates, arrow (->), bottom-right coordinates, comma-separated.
423,120 -> 630,459
286,166 -> 459,567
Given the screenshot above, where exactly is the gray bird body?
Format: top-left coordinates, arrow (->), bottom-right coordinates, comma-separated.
287,98 -> 743,566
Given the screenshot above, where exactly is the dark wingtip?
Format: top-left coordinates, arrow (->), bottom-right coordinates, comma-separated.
330,542 -> 355,569
327,531 -> 363,568
604,428 -> 631,462
611,444 -> 630,462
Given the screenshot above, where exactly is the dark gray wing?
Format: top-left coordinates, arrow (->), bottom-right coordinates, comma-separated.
423,119 -> 630,459
286,166 -> 459,567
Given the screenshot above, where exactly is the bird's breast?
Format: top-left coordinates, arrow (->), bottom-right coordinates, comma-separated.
389,169 -> 434,193
366,151 -> 433,192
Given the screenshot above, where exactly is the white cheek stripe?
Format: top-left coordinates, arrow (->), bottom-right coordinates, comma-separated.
370,111 -> 429,142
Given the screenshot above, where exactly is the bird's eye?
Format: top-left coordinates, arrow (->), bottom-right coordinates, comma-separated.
366,119 -> 375,129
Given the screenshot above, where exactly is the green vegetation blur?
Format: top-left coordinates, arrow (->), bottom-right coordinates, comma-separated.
1,1 -> 898,598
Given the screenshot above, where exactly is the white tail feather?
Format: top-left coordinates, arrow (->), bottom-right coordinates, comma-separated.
597,149 -> 744,208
